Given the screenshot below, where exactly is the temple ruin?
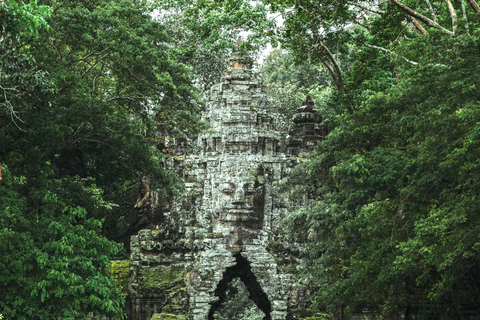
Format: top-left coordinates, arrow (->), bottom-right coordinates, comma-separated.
123,50 -> 325,320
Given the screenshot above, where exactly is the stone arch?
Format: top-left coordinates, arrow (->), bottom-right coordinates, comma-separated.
208,253 -> 272,320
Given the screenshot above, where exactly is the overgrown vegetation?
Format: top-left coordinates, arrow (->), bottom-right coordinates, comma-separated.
2,0 -> 480,318
0,0 -> 200,318
266,0 -> 480,318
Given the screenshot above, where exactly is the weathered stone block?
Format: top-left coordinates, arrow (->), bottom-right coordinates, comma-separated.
127,51 -> 323,320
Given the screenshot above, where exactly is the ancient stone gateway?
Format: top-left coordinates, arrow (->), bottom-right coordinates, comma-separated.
126,51 -> 323,320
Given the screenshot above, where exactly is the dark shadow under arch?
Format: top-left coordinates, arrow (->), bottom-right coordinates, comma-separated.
208,253 -> 272,320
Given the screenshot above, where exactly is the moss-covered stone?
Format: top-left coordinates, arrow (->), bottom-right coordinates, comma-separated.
305,316 -> 332,320
128,52 -> 318,320
161,297 -> 187,314
256,175 -> 265,184
110,260 -> 131,296
289,312 -> 332,320
138,266 -> 186,290
150,313 -> 186,320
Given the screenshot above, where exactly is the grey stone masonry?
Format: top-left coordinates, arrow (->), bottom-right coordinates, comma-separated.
127,50 -> 321,320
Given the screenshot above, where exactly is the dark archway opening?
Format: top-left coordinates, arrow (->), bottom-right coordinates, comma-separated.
208,254 -> 272,320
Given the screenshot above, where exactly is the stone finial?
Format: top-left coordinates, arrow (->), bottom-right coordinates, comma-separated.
287,96 -> 327,156
293,96 -> 321,123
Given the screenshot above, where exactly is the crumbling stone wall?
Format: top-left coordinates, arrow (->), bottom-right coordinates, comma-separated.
125,50 -> 324,320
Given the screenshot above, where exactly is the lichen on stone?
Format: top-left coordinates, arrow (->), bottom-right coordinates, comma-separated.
110,260 -> 131,296
137,266 -> 186,290
150,313 -> 186,320
126,51 -> 322,320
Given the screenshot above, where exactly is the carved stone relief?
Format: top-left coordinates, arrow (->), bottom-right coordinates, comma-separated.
126,50 -> 323,320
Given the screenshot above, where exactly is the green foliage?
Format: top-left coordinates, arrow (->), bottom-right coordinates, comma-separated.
35,0 -> 202,136
283,24 -> 480,318
0,165 -> 124,319
0,0 -> 203,318
261,0 -> 480,317
0,0 -> 51,37
151,313 -> 186,320
0,0 -> 53,121
138,266 -> 186,290
5,0 -> 480,318
156,0 -> 276,90
305,315 -> 333,320
260,49 -> 332,120
110,260 -> 132,297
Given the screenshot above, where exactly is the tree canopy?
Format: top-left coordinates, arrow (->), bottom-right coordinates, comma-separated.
3,0 -> 480,318
1,0 -> 202,318
271,0 -> 480,317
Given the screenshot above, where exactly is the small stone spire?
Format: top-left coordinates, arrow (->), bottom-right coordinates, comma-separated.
287,96 -> 327,156
293,95 -> 321,124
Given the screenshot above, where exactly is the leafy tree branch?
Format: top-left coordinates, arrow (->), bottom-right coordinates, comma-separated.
390,0 -> 454,34
466,0 -> 480,12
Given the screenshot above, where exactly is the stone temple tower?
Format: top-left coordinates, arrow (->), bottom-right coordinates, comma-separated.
124,50 -> 324,320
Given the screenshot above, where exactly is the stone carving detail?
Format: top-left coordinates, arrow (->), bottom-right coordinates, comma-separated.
286,96 -> 327,157
126,51 -> 322,320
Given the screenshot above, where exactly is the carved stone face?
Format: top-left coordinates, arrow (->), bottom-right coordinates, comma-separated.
214,178 -> 265,229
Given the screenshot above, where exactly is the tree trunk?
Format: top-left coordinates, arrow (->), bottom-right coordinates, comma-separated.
411,17 -> 427,34
444,0 -> 458,33
466,0 -> 480,12
318,42 -> 346,94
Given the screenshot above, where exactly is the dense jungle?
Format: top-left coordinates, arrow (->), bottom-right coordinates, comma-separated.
2,0 -> 480,319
